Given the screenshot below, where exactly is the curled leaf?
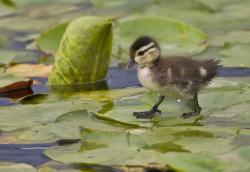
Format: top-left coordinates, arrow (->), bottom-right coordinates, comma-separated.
48,16 -> 113,85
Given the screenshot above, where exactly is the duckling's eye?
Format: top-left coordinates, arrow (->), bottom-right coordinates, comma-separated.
138,51 -> 144,55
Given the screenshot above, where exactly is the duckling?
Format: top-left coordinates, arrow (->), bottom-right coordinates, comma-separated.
128,36 -> 220,119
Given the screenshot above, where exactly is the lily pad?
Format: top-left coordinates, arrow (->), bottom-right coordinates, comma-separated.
0,50 -> 41,65
44,129 -> 226,172
0,162 -> 36,172
36,22 -> 69,54
48,16 -> 113,85
114,16 -> 207,62
0,35 -> 6,48
18,110 -> 126,142
0,99 -> 102,132
208,31 -> 250,47
219,43 -> 250,67
6,64 -> 52,77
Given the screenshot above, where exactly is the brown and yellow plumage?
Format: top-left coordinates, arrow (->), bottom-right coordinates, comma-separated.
128,36 -> 221,119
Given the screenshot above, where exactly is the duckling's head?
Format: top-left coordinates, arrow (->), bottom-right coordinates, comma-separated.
128,36 -> 160,67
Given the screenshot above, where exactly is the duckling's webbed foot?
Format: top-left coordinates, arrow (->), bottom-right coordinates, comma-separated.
181,111 -> 199,119
181,93 -> 201,119
133,96 -> 164,119
133,108 -> 161,119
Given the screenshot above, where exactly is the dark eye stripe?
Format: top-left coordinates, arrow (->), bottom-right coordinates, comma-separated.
139,44 -> 155,55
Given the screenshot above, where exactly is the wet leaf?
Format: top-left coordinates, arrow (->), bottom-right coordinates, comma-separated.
48,16 -> 113,85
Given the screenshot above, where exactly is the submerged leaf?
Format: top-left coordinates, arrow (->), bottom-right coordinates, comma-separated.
48,16 -> 113,85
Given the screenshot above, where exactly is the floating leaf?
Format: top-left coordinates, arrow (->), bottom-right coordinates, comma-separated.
0,99 -> 102,132
219,43 -> 250,67
0,50 -> 41,66
0,35 -> 6,48
36,22 -> 69,54
44,135 -> 225,172
0,74 -> 33,99
114,16 -> 207,62
48,16 -> 113,85
0,162 -> 35,172
6,64 -> 52,77
209,31 -> 250,47
159,153 -> 225,172
18,110 -> 125,142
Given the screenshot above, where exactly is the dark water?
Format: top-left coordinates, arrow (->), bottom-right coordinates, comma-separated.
1,66 -> 250,167
0,143 -> 52,166
108,66 -> 250,89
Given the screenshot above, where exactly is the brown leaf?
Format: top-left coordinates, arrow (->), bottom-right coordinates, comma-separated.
6,64 -> 52,77
0,80 -> 33,99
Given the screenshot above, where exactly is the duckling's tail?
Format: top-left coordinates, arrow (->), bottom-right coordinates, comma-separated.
200,59 -> 221,83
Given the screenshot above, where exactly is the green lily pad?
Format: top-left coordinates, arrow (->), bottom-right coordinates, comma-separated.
18,110 -> 126,142
208,31 -> 250,47
44,129 -> 226,172
159,152 -> 225,172
114,16 -> 207,62
219,43 -> 250,67
142,0 -> 250,32
48,16 -> 113,85
0,35 -> 6,48
0,50 -> 41,65
36,22 -> 69,54
0,162 -> 36,172
0,99 -> 102,132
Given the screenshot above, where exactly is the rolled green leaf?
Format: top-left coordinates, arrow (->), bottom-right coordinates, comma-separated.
48,16 -> 113,85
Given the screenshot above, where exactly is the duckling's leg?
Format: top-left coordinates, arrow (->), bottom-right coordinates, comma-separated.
133,96 -> 164,119
181,93 -> 201,119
